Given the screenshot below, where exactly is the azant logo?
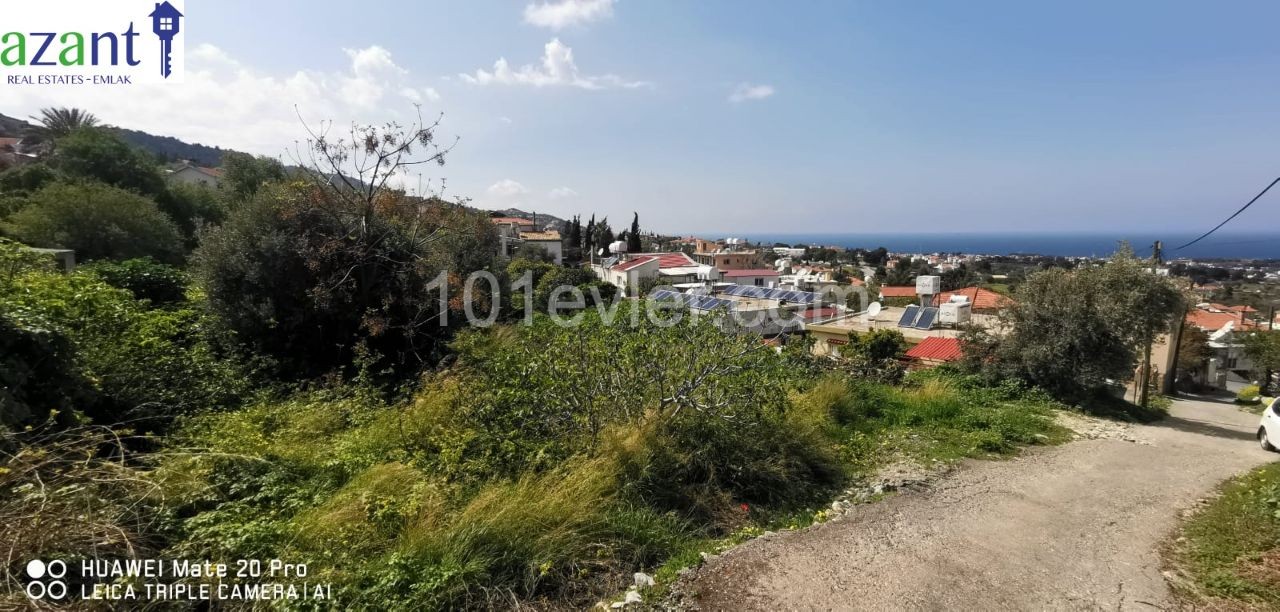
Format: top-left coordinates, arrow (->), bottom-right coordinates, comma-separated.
2,0 -> 185,85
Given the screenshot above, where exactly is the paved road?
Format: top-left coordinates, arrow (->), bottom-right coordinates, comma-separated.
679,397 -> 1275,611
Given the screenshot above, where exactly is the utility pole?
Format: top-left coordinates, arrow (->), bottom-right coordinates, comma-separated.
1138,241 -> 1162,408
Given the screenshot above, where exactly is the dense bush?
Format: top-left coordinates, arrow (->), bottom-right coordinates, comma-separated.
3,181 -> 184,263
85,257 -> 189,305
0,266 -> 247,425
0,310 -> 90,430
195,183 -> 500,380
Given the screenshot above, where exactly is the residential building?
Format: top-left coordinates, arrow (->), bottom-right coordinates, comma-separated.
1184,305 -> 1260,391
591,252 -> 719,296
722,269 -> 779,287
167,163 -> 224,188
519,230 -> 564,264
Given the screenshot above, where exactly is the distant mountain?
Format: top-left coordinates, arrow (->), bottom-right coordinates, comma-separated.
0,112 -> 233,167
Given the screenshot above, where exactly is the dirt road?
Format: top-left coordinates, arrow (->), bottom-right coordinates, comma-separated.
678,397 -> 1275,610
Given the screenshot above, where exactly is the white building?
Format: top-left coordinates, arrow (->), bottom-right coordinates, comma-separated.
592,252 -> 719,296
166,163 -> 223,188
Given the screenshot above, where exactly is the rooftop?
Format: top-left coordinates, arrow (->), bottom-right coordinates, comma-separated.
934,287 -> 1013,310
905,337 -> 964,362
520,230 -> 561,241
1186,308 -> 1257,332
490,217 -> 535,225
625,252 -> 698,269
879,286 -> 917,298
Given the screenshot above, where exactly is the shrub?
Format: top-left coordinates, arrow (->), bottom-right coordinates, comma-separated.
195,183 -> 500,381
3,181 -> 183,263
0,309 -> 91,430
84,257 -> 189,305
0,268 -> 247,425
1237,384 -> 1262,404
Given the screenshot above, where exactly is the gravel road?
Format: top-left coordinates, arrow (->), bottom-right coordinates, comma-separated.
676,396 -> 1274,611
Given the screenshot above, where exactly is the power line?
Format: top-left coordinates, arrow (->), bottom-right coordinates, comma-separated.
1175,176 -> 1280,250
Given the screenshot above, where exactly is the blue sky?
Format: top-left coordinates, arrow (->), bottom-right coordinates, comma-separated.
5,0 -> 1280,236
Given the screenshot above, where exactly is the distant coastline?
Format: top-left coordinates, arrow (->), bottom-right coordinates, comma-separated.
732,232 -> 1280,260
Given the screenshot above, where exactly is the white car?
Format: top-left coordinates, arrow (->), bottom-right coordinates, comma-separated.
1260,398 -> 1280,452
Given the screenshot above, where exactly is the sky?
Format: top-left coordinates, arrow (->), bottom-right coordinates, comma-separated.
4,0 -> 1280,236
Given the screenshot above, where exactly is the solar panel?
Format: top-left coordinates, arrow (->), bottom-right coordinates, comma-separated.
897,304 -> 921,327
914,307 -> 939,330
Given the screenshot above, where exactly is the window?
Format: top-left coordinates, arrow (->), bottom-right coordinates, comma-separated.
160,17 -> 174,30
754,278 -> 764,286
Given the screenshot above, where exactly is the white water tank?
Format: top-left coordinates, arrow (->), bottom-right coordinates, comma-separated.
916,275 -> 941,295
940,301 -> 971,325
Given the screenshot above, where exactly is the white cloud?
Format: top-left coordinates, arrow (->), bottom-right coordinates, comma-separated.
728,83 -> 775,103
0,43 -> 442,157
460,38 -> 649,90
487,179 -> 530,197
498,116 -> 513,125
548,186 -> 578,199
523,0 -> 615,30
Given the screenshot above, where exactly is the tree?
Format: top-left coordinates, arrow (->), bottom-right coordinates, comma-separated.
1244,331 -> 1280,395
627,212 -> 642,253
196,114 -> 500,380
4,181 -> 183,263
966,246 -> 1183,401
1175,326 -> 1212,389
220,151 -> 286,201
25,107 -> 100,142
48,128 -> 167,197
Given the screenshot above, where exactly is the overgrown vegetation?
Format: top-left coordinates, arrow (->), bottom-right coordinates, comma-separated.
1169,462 -> 1280,608
0,106 -> 1146,609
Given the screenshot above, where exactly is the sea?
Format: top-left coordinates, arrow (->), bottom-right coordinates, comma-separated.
734,232 -> 1280,260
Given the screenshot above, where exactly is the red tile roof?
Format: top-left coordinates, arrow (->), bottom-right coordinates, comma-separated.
849,277 -> 865,287
630,252 -> 698,269
934,287 -> 1013,310
1186,309 -> 1257,332
905,337 -> 964,362
722,268 -> 779,277
879,286 -> 917,298
612,255 -> 657,271
1210,303 -> 1258,314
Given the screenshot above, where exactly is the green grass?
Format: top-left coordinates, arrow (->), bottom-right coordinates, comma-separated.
1171,462 -> 1280,608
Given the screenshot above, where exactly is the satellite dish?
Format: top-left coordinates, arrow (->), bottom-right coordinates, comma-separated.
864,302 -> 882,327
598,248 -> 607,256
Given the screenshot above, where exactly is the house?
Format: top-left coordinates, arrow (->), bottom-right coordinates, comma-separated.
932,287 -> 1013,313
722,269 -> 779,287
692,239 -> 760,271
1184,306 -> 1260,392
167,163 -> 223,188
591,252 -> 719,296
904,336 -> 964,368
518,230 -> 563,264
492,217 -> 540,259
0,137 -> 37,167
